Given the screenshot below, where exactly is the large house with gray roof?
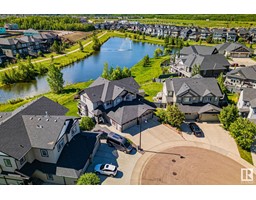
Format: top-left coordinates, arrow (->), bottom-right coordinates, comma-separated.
237,88 -> 256,124
0,96 -> 100,185
179,45 -> 218,57
225,65 -> 256,91
157,77 -> 223,121
78,77 -> 155,132
215,42 -> 252,58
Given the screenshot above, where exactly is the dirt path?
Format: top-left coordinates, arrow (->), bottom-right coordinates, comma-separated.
0,31 -> 107,72
141,146 -> 256,185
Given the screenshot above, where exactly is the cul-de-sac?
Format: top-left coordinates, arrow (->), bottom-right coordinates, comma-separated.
0,14 -> 256,185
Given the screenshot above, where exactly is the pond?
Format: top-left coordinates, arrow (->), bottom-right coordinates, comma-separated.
0,37 -> 164,103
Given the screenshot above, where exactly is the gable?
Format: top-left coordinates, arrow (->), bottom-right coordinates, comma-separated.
232,46 -> 250,53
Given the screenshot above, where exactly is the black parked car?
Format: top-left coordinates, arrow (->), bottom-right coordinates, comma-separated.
189,123 -> 204,137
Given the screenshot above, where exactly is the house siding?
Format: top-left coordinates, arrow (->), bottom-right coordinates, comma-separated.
0,154 -> 17,173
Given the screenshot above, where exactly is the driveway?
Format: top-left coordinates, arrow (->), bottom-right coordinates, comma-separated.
181,122 -> 240,157
229,58 -> 256,67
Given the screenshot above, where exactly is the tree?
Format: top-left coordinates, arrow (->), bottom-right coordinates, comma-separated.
163,48 -> 171,55
102,62 -> 109,79
192,64 -> 200,76
142,55 -> 150,67
206,35 -> 213,44
229,117 -> 256,150
80,116 -> 95,131
164,36 -> 169,46
155,105 -> 185,129
76,173 -> 100,185
50,40 -> 62,54
166,105 -> 185,128
154,48 -> 163,58
122,67 -> 131,78
142,34 -> 145,40
218,104 -> 239,130
78,41 -> 83,51
110,66 -> 123,80
217,72 -> 228,94
47,63 -> 64,94
92,33 -> 101,51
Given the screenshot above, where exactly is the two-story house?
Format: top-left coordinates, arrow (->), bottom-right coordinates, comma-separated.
226,30 -> 237,42
78,77 -> 155,132
212,28 -> 226,41
215,42 -> 252,58
159,77 -> 223,122
237,88 -> 256,124
171,52 -> 230,78
0,96 -> 100,185
179,45 -> 218,57
225,65 -> 256,91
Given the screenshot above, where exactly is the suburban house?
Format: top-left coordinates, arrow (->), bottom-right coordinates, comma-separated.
0,32 -> 56,58
0,27 -> 6,34
170,53 -> 230,78
179,28 -> 192,40
238,28 -> 250,40
237,88 -> 256,124
157,77 -> 223,121
24,29 -> 40,36
200,29 -> 211,40
4,23 -> 19,30
212,29 -> 226,41
226,30 -> 237,42
188,32 -> 200,41
215,42 -> 252,58
0,97 -> 100,185
225,65 -> 256,91
179,45 -> 219,56
78,77 -> 155,132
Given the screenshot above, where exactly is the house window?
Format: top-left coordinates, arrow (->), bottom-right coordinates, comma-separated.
46,174 -> 54,181
71,125 -> 77,136
57,138 -> 65,152
215,97 -> 218,101
193,97 -> 197,101
183,97 -> 191,103
4,159 -> 12,167
40,149 -> 49,157
19,156 -> 26,166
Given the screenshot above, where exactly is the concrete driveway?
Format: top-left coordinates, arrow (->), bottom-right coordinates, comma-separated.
181,122 -> 240,156
86,141 -> 141,185
229,58 -> 256,67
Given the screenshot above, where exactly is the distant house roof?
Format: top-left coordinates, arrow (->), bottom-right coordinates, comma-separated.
0,96 -> 68,160
0,38 -> 18,46
177,103 -> 221,114
19,132 -> 98,179
80,77 -> 140,103
166,77 -> 223,97
180,45 -> 218,56
226,65 -> 256,81
241,88 -> 256,108
215,42 -> 252,54
180,53 -> 230,72
106,99 -> 155,125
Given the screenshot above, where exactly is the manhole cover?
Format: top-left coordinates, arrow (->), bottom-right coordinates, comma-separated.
172,159 -> 176,162
173,172 -> 177,176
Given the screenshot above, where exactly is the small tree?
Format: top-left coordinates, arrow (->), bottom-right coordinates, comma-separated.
155,108 -> 169,124
206,35 -> 213,44
102,62 -> 109,79
192,64 -> 200,76
51,40 -> 62,54
142,55 -> 150,67
218,104 -> 239,130
79,41 -> 83,51
122,67 -> 131,78
166,105 -> 185,128
47,63 -> 64,94
80,116 -> 95,131
229,117 -> 256,150
217,72 -> 228,94
77,173 -> 100,185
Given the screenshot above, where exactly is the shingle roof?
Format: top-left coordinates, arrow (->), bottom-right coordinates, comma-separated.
180,45 -> 218,56
242,88 -> 256,108
226,65 -> 256,81
0,96 -> 68,160
19,132 -> 98,179
80,77 -> 140,103
168,77 -> 223,97
215,42 -> 252,54
106,99 -> 155,125
22,115 -> 76,149
0,112 -> 12,123
0,38 -> 18,46
177,103 -> 221,114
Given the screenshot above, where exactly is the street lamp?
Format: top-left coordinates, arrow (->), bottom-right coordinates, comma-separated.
138,115 -> 147,152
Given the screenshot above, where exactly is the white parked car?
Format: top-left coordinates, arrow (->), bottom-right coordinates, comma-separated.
94,164 -> 118,177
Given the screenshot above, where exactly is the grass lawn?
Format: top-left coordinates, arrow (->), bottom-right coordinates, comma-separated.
237,145 -> 254,165
131,55 -> 170,85
0,80 -> 93,116
141,82 -> 163,101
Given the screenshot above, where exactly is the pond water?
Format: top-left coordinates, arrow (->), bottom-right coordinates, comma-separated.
0,37 -> 165,103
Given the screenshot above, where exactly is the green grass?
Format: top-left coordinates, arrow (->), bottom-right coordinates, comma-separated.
131,55 -> 170,85
141,82 -> 163,101
237,145 -> 254,165
0,81 -> 93,116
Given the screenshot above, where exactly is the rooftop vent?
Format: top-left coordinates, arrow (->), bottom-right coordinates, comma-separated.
38,118 -> 41,121
36,125 -> 43,128
0,116 -> 2,118
30,117 -> 33,120
54,119 -> 57,122
46,118 -> 49,122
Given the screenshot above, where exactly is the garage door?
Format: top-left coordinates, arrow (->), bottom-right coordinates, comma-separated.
185,113 -> 198,120
122,118 -> 138,131
199,114 -> 219,122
